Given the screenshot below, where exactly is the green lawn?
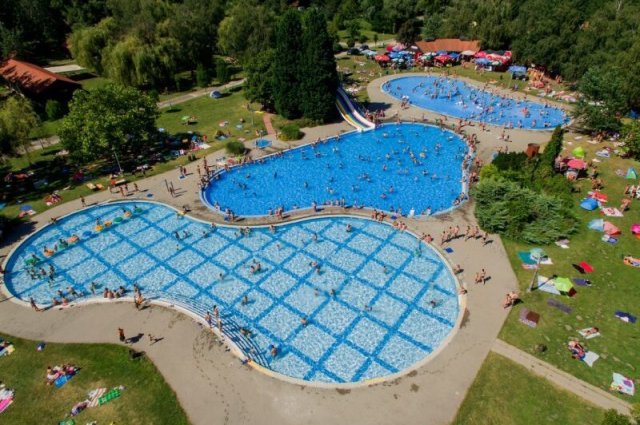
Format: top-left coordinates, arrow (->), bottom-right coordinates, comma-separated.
337,19 -> 394,44
498,138 -> 640,402
0,333 -> 188,424
156,87 -> 265,139
454,352 -> 605,424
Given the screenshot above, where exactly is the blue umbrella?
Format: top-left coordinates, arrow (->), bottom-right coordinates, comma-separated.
437,50 -> 447,55
509,65 -> 527,74
449,52 -> 460,59
20,205 -> 33,212
475,58 -> 490,65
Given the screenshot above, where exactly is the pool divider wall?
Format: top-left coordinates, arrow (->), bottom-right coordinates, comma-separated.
1,199 -> 467,389
199,122 -> 473,219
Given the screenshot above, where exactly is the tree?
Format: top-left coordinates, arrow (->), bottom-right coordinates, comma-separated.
373,33 -> 379,46
60,84 -> 159,162
574,67 -> 628,131
620,119 -> 640,160
68,18 -> 114,74
245,49 -> 275,110
216,60 -> 231,85
601,409 -> 631,425
45,100 -> 65,121
217,0 -> 275,64
196,63 -> 210,88
300,9 -> 339,123
0,97 -> 39,162
271,10 -> 304,119
396,18 -> 421,45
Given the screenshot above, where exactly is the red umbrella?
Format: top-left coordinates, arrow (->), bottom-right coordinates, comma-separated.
385,45 -> 394,52
567,159 -> 587,169
474,51 -> 487,58
375,54 -> 390,62
435,54 -> 452,62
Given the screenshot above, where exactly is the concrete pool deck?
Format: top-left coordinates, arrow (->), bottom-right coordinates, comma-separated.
0,90 -> 552,423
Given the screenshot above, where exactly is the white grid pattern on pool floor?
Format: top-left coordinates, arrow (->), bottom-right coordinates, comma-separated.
5,202 -> 459,383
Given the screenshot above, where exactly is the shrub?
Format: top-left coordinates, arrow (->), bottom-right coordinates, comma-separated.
225,140 -> 246,155
279,123 -> 302,141
601,409 -> 631,425
332,42 -> 343,53
196,63 -> 210,88
346,37 -> 356,48
148,89 -> 160,102
359,34 -> 368,44
479,163 -> 499,181
473,179 -> 577,245
216,60 -> 230,85
45,100 -> 64,120
493,152 -> 528,172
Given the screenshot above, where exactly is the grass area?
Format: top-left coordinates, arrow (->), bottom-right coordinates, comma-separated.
337,19 -> 394,44
498,135 -> 640,402
30,119 -> 64,140
0,333 -> 188,424
80,77 -> 113,92
156,87 -> 264,139
454,352 -> 605,424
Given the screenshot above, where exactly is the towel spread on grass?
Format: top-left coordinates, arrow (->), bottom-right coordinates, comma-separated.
582,351 -> 599,367
537,277 -> 561,295
614,311 -> 637,323
610,373 -> 635,396
87,388 -> 107,408
573,278 -> 593,287
54,370 -> 76,388
578,328 -> 601,339
548,298 -> 572,314
602,207 -> 624,217
518,251 -> 537,265
0,344 -> 14,357
0,397 -> 13,414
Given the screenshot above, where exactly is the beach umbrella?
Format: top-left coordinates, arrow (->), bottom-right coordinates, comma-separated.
529,248 -> 547,261
475,58 -> 490,65
436,50 -> 448,55
375,54 -> 390,62
449,53 -> 460,59
461,50 -> 476,56
567,159 -> 587,169
554,277 -> 574,292
580,198 -> 598,211
435,54 -> 452,62
210,91 -> 222,99
508,66 -> 527,74
474,51 -> 487,58
632,224 -> 640,235
572,147 -> 586,158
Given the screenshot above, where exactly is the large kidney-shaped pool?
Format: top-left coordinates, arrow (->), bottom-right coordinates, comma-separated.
3,202 -> 460,384
203,123 -> 470,217
382,76 -> 570,130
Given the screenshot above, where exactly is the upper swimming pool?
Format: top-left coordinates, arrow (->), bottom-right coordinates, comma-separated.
382,76 -> 569,130
3,201 -> 460,384
203,123 -> 470,217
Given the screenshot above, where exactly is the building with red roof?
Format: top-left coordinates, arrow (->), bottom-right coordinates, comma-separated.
415,39 -> 481,55
0,59 -> 81,102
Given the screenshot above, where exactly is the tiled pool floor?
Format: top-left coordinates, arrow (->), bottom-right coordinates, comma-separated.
4,202 -> 459,384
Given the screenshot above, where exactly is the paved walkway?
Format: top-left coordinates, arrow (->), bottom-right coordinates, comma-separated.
492,339 -> 632,415
263,113 -> 276,135
156,79 -> 245,109
44,64 -> 84,73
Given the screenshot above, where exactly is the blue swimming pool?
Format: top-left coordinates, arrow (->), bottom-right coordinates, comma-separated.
382,76 -> 569,130
203,123 -> 470,217
3,202 -> 460,384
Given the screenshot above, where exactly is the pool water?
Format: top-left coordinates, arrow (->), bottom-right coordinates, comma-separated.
203,123 -> 470,217
4,202 -> 459,384
382,76 -> 569,130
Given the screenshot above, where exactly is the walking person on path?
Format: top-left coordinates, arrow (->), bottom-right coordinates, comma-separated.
482,231 -> 489,246
118,327 -> 126,343
80,196 -> 86,208
30,297 -> 41,312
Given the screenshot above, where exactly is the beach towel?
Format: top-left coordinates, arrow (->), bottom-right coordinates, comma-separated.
610,373 -> 635,396
54,370 -> 76,388
98,388 -> 121,406
602,207 -> 623,217
537,276 -> 561,295
518,251 -> 537,265
519,308 -> 540,328
0,344 -> 14,357
0,397 -> 13,414
579,262 -> 595,273
573,278 -> 592,287
578,328 -> 601,339
444,248 -> 454,253
596,150 -> 610,158
555,239 -> 570,249
602,235 -> 618,245
522,264 -> 538,270
87,388 -> 107,408
614,311 -> 637,323
548,298 -> 572,314
582,351 -> 599,367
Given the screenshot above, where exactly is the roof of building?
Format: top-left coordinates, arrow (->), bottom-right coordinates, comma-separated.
0,59 -> 81,95
415,39 -> 481,54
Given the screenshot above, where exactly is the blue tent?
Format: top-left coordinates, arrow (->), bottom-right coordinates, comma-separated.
509,66 -> 527,74
210,91 -> 222,99
580,198 -> 598,211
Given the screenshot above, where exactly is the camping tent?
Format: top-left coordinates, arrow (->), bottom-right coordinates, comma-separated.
626,167 -> 638,180
210,91 -> 221,99
580,198 -> 598,211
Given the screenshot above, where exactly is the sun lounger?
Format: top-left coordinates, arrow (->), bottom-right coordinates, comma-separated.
548,298 -> 572,314
86,183 -> 97,190
0,397 -> 13,414
578,328 -> 601,339
114,179 -> 127,186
